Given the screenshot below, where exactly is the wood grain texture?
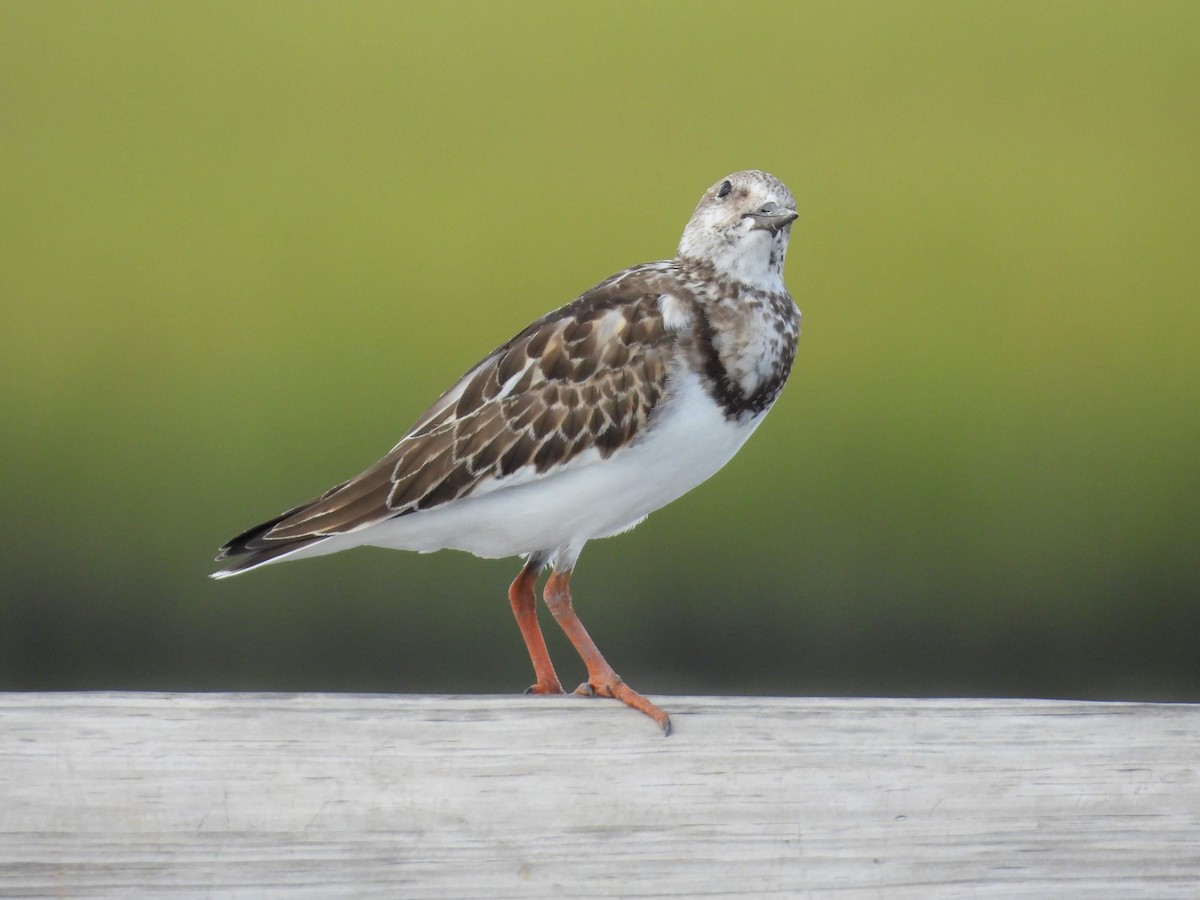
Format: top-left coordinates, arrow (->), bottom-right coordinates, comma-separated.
1,693 -> 1197,898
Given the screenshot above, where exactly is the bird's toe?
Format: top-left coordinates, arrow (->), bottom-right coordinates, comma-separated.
524,681 -> 565,695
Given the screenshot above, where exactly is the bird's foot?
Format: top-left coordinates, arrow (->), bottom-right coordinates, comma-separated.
523,680 -> 565,695
575,679 -> 672,736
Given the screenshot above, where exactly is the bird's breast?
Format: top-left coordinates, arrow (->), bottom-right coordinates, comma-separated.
685,288 -> 800,421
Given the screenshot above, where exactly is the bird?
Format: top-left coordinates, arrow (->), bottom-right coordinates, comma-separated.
213,169 -> 801,735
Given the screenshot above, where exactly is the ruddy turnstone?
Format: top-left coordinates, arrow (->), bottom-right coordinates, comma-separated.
214,170 -> 801,735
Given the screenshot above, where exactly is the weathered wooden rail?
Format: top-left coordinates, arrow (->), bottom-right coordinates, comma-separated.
1,693 -> 1197,897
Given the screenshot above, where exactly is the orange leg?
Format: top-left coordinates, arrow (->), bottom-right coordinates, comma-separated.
507,559 -> 564,695
543,570 -> 672,735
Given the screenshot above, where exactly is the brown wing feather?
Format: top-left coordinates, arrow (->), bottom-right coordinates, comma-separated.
221,265 -> 677,558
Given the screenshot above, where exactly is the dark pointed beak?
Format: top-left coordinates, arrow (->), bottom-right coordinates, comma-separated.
746,201 -> 799,233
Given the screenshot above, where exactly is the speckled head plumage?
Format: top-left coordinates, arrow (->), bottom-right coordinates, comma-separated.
676,170 -> 798,292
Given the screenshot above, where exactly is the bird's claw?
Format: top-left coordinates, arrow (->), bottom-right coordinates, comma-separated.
574,679 -> 672,736
524,681 -> 565,695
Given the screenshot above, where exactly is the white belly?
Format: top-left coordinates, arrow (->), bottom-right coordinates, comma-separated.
285,371 -> 765,566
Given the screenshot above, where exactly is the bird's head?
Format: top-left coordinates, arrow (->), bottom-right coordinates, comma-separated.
677,170 -> 797,292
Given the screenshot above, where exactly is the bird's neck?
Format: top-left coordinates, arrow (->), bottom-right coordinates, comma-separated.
676,235 -> 789,296
676,257 -> 787,299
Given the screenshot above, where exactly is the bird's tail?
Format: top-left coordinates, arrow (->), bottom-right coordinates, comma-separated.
211,502 -> 330,579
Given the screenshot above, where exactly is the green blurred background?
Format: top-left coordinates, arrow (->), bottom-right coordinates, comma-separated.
2,2 -> 1197,701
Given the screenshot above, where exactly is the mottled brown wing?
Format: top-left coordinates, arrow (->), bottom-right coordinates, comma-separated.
245,274 -> 675,547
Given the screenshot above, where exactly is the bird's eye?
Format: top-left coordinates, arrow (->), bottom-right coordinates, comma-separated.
717,180 -> 732,199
